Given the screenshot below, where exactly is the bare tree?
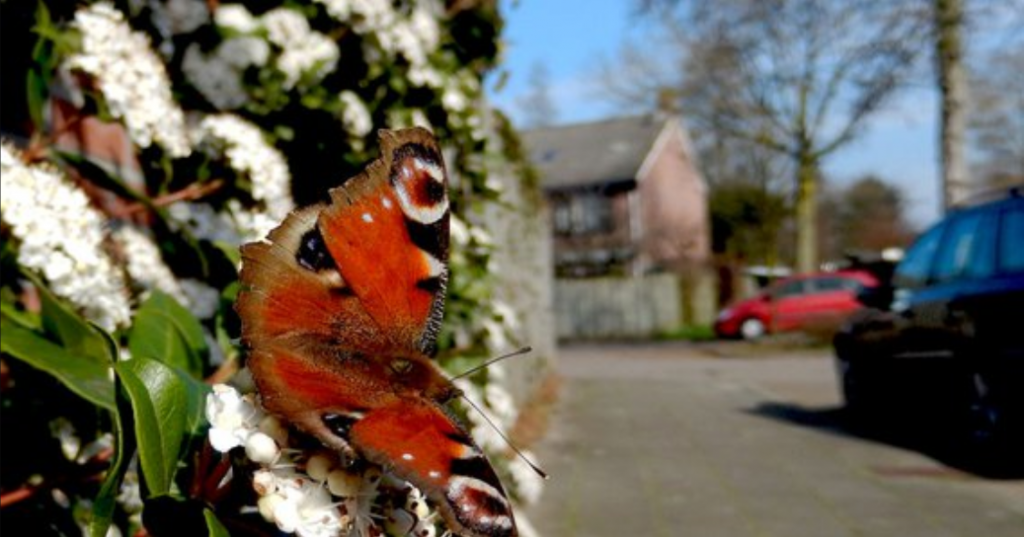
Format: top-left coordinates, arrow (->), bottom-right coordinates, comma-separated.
935,0 -> 972,207
517,61 -> 559,128
969,44 -> 1024,188
601,0 -> 926,271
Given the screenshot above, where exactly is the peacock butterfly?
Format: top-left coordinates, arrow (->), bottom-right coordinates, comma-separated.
236,128 -> 517,537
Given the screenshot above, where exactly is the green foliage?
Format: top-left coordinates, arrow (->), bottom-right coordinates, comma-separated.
116,356 -> 208,497
0,318 -> 116,410
0,0 -> 529,533
129,291 -> 209,378
710,182 -> 789,264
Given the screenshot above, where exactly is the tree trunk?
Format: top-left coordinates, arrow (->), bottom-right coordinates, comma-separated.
935,0 -> 970,209
795,153 -> 818,272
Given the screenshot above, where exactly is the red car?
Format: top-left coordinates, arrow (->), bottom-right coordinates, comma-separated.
714,270 -> 879,339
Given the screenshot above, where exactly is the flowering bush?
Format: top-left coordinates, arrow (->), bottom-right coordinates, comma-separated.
0,1 -> 541,535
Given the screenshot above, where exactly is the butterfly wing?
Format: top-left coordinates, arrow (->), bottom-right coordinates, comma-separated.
350,398 -> 517,537
237,128 -> 517,536
319,127 -> 450,357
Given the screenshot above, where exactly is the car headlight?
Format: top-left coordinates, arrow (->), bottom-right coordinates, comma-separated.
717,308 -> 733,321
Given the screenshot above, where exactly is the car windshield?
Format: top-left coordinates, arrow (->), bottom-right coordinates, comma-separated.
894,223 -> 944,288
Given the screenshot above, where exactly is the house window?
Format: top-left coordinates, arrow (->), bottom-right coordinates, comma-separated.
552,192 -> 615,236
553,198 -> 572,235
574,194 -> 613,234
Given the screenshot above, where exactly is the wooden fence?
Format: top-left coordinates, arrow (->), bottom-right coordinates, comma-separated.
554,274 -> 684,339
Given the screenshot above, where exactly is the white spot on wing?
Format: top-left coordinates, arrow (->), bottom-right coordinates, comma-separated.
382,197 -> 393,210
402,453 -> 414,461
362,212 -> 373,223
424,252 -> 445,279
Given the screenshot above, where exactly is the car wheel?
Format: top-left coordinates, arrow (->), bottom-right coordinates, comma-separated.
739,318 -> 766,340
837,357 -> 870,415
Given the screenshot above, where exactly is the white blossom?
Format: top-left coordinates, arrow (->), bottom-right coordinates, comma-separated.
116,469 -> 144,513
68,3 -> 190,157
1,145 -> 131,330
182,36 -> 268,109
207,384 -> 442,537
113,225 -> 187,302
50,418 -> 81,461
220,36 -> 270,67
160,0 -> 209,35
409,64 -> 444,88
205,384 -> 265,452
262,8 -> 339,89
316,0 -> 396,33
167,202 -> 241,244
195,115 -> 291,215
339,91 -> 373,137
492,300 -> 520,331
214,4 -> 259,33
261,472 -> 344,537
391,5 -> 441,67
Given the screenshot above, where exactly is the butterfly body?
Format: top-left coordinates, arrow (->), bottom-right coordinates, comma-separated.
237,128 -> 516,537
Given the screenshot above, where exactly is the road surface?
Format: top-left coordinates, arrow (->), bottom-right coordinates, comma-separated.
521,342 -> 1024,537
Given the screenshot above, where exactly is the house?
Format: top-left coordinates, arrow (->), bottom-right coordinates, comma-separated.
522,114 -> 710,278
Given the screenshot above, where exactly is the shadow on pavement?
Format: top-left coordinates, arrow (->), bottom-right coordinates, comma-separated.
748,401 -> 1024,480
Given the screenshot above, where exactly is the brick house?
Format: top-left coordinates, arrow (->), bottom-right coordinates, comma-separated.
522,115 -> 710,278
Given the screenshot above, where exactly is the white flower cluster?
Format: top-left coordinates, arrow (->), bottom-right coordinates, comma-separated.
205,385 -> 438,537
183,36 -> 269,109
184,114 -> 294,242
262,8 -> 340,89
114,226 -> 223,319
167,202 -> 240,244
186,4 -> 338,106
1,145 -> 131,331
154,0 -> 209,36
68,3 -> 190,157
194,115 -> 293,221
454,370 -> 514,455
113,225 -> 187,301
339,91 -> 373,137
315,0 -> 444,88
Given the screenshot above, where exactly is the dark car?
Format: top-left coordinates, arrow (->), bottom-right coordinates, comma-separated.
833,188 -> 1024,455
715,271 -> 878,340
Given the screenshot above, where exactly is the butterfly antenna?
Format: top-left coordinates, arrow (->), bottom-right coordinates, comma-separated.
451,346 -> 533,381
458,392 -> 548,479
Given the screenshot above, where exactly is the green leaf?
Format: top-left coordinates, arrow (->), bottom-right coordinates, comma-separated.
89,378 -> 136,537
115,357 -> 209,497
0,318 -> 115,410
0,298 -> 41,330
27,272 -> 112,365
129,291 -> 208,378
204,509 -> 230,537
27,1 -> 55,129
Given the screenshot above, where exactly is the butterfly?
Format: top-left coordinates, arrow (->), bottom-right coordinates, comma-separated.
236,128 -> 517,537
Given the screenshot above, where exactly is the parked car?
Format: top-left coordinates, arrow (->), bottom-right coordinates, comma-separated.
714,270 -> 879,339
833,188 -> 1024,454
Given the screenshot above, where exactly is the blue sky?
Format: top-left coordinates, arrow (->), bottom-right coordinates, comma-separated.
486,0 -> 946,226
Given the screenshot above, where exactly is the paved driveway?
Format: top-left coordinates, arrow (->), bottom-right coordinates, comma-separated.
521,342 -> 1024,537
